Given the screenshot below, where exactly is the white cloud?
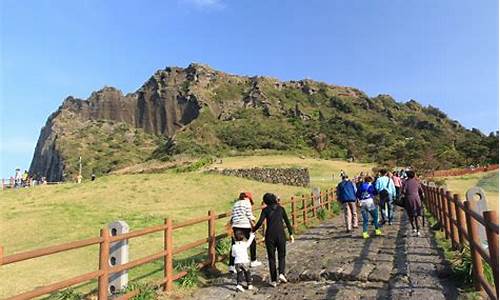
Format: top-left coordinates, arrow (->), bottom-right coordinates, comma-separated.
181,0 -> 225,10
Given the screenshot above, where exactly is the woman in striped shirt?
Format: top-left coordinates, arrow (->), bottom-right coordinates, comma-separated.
228,192 -> 262,273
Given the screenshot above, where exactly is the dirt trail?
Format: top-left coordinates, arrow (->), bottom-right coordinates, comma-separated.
189,209 -> 458,299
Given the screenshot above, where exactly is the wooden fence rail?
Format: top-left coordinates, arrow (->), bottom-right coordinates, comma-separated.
422,184 -> 499,299
0,188 -> 336,300
431,164 -> 498,177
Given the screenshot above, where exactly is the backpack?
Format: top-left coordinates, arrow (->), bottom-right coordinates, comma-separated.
378,178 -> 391,200
358,182 -> 373,200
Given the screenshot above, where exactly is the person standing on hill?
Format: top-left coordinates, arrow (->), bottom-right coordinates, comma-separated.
336,175 -> 358,232
402,170 -> 424,236
14,168 -> 22,188
253,193 -> 294,287
228,192 -> 262,273
356,176 -> 382,239
375,169 -> 396,225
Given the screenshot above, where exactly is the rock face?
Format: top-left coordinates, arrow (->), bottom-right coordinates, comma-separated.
208,167 -> 310,187
30,65 -> 211,181
30,63 -> 365,181
30,63 -> 497,181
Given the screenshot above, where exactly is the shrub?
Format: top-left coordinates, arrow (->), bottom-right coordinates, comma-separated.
46,288 -> 83,300
316,208 -> 327,220
124,282 -> 157,300
216,237 -> 232,257
176,260 -> 200,288
331,201 -> 341,215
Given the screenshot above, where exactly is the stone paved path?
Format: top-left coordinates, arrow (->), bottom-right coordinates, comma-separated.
189,208 -> 458,299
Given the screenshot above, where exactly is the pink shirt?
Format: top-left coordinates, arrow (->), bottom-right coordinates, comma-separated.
392,176 -> 402,188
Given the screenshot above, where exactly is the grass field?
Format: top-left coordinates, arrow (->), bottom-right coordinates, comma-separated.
0,155 -> 368,298
439,170 -> 499,212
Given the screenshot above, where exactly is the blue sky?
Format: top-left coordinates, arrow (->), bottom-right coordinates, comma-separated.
0,0 -> 498,178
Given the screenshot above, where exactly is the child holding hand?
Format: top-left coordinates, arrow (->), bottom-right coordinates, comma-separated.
231,230 -> 255,292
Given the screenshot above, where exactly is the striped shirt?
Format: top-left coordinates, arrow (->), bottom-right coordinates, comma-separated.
231,200 -> 255,229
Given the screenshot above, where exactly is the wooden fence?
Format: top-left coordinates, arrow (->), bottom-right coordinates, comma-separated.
422,184 -> 499,299
0,189 -> 336,300
431,164 -> 498,177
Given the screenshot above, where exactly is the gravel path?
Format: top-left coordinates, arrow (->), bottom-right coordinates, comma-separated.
189,208 -> 458,299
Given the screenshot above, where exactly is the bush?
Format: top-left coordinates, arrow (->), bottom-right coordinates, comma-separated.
176,260 -> 200,288
316,207 -> 327,220
216,237 -> 232,257
46,288 -> 83,300
124,282 -> 157,300
331,201 -> 341,215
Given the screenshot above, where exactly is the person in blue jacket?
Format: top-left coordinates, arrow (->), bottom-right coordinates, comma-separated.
336,175 -> 358,232
374,169 -> 397,225
356,176 -> 382,239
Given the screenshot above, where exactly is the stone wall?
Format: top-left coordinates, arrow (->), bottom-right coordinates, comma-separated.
208,167 -> 310,187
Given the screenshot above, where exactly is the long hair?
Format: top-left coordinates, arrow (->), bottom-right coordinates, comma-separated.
263,193 -> 278,207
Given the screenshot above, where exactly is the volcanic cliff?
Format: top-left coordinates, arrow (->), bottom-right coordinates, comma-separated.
30,63 -> 498,181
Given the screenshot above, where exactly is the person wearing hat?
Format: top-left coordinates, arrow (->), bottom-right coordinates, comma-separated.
228,192 -> 262,273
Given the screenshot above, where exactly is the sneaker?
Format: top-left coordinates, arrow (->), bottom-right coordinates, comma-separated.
362,231 -> 370,239
250,260 -> 262,267
228,265 -> 236,273
417,231 -> 421,237
279,274 -> 288,283
412,229 -> 417,233
270,281 -> 278,288
247,284 -> 254,290
236,284 -> 245,292
375,228 -> 382,236
388,221 -> 393,226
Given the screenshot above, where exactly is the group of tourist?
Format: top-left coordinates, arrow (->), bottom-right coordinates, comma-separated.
226,168 -> 424,292
336,168 -> 424,238
4,169 -> 47,189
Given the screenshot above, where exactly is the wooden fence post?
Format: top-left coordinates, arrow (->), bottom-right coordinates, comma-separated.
311,193 -> 316,218
164,218 -> 173,291
454,194 -> 467,246
446,191 -> 459,250
483,210 -> 499,297
98,228 -> 110,300
291,197 -> 296,230
302,195 -> 308,226
432,187 -> 438,218
208,210 -> 216,267
464,200 -> 484,292
429,186 -> 435,218
325,190 -> 331,212
435,188 -> 443,230
441,188 -> 450,240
